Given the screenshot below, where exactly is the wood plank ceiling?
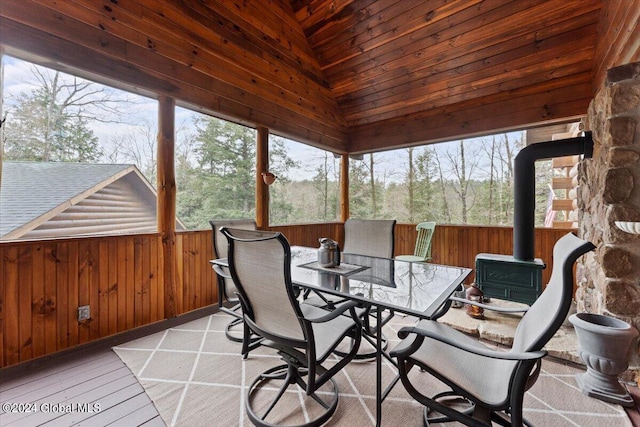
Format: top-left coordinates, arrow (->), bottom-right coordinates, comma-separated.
0,0 -> 611,153
290,0 -> 603,152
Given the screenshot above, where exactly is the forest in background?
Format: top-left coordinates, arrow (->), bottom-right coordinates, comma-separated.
2,58 -> 556,232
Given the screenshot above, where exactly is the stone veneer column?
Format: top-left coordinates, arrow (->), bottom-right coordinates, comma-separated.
579,62 -> 640,382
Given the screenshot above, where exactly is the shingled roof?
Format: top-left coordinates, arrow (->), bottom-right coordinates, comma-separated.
0,162 -> 167,240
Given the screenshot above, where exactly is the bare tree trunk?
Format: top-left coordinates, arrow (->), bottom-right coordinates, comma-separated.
407,147 -> 414,222
369,153 -> 377,216
323,152 -> 329,218
459,140 -> 468,223
435,155 -> 451,223
488,135 -> 496,223
501,133 -> 515,223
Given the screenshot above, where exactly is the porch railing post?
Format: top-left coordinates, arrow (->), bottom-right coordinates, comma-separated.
157,95 -> 177,318
256,127 -> 269,229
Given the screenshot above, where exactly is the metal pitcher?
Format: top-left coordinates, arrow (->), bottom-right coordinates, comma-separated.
318,238 -> 340,268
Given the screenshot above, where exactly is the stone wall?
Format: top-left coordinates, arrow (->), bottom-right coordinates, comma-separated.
579,62 -> 640,381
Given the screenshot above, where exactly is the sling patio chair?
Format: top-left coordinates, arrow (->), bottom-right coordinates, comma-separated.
221,227 -> 363,427
337,218 -> 398,359
209,219 -> 262,356
390,232 -> 595,426
343,218 -> 396,258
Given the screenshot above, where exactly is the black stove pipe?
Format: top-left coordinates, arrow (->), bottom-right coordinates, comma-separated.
513,132 -> 593,261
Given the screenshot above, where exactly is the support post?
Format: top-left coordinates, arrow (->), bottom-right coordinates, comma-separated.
340,153 -> 349,222
256,126 -> 269,229
157,96 -> 177,318
338,153 -> 350,245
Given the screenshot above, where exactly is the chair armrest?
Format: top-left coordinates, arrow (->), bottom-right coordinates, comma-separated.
302,300 -> 363,326
449,296 -> 529,313
391,324 -> 546,361
212,263 -> 231,279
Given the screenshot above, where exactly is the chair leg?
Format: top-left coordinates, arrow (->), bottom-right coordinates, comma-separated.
225,316 -> 245,343
397,360 -> 489,427
334,308 -> 392,360
423,391 -> 475,424
241,321 -> 263,359
246,363 -> 339,427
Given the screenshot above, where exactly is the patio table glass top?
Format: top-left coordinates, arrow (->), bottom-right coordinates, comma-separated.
290,246 -> 472,319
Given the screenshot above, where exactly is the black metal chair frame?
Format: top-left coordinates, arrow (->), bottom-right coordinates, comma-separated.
223,227 -> 364,427
390,232 -> 596,427
209,219 -> 262,356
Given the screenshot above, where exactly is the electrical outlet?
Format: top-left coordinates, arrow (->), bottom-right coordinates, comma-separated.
78,305 -> 91,321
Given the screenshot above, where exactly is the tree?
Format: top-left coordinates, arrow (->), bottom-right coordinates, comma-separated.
311,152 -> 339,221
349,156 -> 373,218
3,65 -> 129,162
190,117 -> 257,223
103,119 -> 158,182
411,146 -> 437,222
268,135 -> 299,225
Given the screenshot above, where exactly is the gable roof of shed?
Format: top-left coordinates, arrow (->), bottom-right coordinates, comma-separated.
0,162 -> 156,239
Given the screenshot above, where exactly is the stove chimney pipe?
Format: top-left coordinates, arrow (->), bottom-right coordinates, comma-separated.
513,132 -> 593,261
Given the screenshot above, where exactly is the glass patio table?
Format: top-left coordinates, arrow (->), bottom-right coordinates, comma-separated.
212,246 -> 472,426
290,247 -> 472,426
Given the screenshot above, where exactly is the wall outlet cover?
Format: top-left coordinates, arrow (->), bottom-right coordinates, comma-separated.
78,305 -> 91,321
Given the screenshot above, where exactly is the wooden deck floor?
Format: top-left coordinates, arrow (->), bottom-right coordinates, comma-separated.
0,348 -> 164,427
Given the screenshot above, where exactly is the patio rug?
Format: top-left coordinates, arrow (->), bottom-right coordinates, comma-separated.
113,312 -> 633,427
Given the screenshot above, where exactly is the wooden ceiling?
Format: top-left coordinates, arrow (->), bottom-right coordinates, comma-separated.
290,0 -> 604,151
1,0 -> 639,154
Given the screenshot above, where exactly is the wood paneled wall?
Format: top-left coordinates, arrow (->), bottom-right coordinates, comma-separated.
274,222 -> 571,287
0,232 -> 215,368
0,224 -> 573,368
394,224 -> 573,287
268,222 -> 344,248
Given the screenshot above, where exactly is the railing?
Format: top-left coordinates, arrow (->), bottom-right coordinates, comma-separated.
0,223 -> 573,368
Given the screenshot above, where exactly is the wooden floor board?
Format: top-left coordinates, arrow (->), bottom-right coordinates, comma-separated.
137,415 -> 166,427
68,393 -> 153,426
1,354 -> 121,400
105,403 -> 163,427
0,349 -> 162,427
3,376 -> 139,425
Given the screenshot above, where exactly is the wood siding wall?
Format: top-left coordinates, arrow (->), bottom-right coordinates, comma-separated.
0,224 -> 574,368
23,176 -> 157,240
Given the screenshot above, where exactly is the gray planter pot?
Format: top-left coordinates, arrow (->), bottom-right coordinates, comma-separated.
569,313 -> 639,407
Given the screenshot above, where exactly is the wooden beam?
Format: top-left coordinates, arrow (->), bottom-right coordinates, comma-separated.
552,199 -> 575,211
552,177 -> 575,190
157,96 -> 177,318
256,127 -> 269,229
340,153 -> 349,222
348,82 -> 590,152
552,156 -> 579,168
